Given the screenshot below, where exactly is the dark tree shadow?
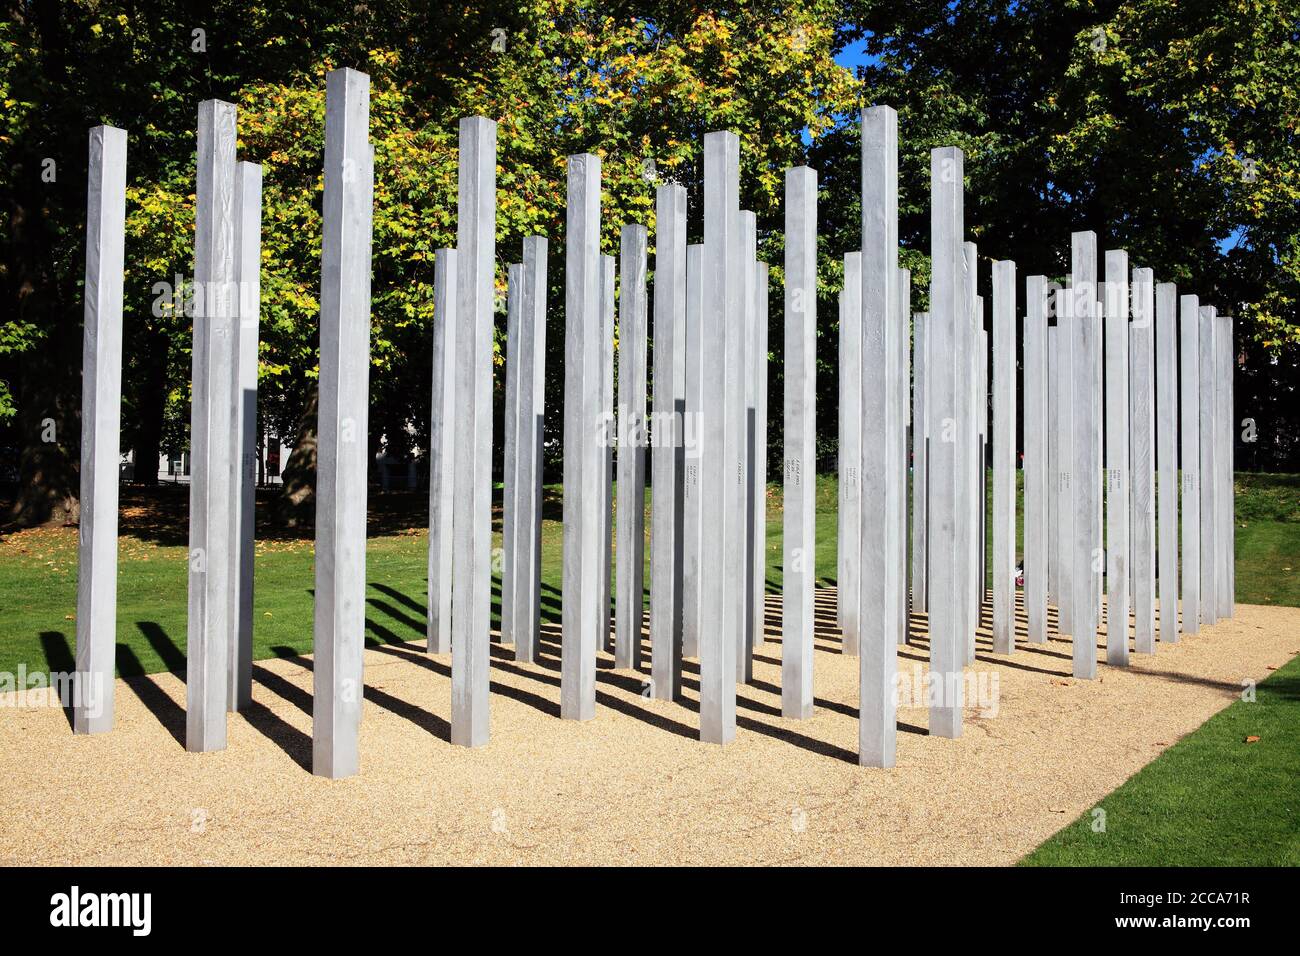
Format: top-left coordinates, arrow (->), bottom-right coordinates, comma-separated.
101,486 -> 449,547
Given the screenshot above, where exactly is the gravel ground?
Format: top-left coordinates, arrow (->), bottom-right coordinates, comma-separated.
2,590 -> 1294,866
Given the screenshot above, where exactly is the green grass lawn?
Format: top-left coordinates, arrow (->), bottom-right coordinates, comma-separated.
3,471 -> 1299,678
0,474 -> 842,679
1233,473 -> 1300,606
1021,652 -> 1300,866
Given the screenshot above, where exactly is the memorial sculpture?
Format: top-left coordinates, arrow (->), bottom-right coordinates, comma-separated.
76,82 -> 1238,775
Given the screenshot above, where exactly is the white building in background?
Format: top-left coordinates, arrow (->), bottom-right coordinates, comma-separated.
119,432 -> 293,485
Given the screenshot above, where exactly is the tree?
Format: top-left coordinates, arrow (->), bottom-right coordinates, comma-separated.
1,0 -> 858,524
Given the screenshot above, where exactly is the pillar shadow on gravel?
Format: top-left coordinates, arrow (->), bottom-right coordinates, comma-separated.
37,631 -> 77,730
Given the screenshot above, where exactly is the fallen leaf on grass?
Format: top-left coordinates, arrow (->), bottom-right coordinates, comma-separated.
1245,736 -> 1261,744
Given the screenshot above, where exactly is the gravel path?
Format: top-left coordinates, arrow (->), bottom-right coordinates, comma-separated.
3,591 -> 1294,866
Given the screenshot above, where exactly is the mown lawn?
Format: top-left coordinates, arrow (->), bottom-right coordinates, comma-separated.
0,475 -> 839,678
1021,652 -> 1300,866
3,472 -> 1299,678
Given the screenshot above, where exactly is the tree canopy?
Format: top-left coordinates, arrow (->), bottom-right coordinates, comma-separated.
1,0 -> 1296,526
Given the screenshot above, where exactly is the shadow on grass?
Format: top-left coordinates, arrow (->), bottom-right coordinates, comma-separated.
95,486 -> 461,547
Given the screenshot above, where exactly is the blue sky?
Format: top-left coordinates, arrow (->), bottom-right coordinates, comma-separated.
835,34 -> 878,72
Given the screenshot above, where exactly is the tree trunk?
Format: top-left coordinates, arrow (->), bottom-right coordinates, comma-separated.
3,4 -> 83,528
274,384 -> 318,527
8,380 -> 80,527
129,326 -> 168,486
